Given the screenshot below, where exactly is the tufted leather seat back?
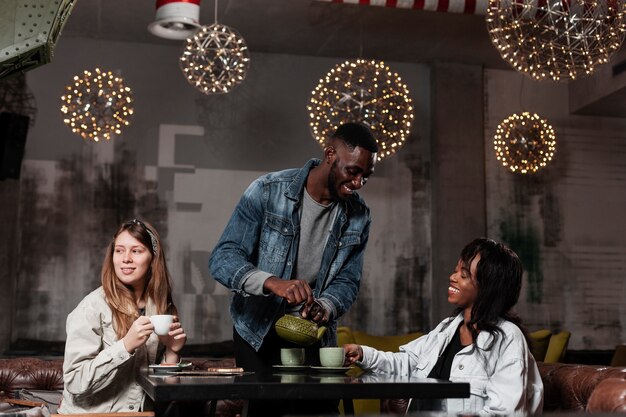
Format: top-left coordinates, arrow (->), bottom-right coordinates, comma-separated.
382,362 -> 626,414
0,358 -> 63,397
537,362 -> 626,411
587,378 -> 626,412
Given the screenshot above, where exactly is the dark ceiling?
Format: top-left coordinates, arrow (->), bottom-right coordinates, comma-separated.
60,0 -> 510,69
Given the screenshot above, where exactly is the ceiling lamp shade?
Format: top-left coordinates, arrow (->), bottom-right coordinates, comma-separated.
308,59 -> 414,160
486,0 -> 626,81
493,112 -> 556,174
147,0 -> 201,40
60,68 -> 134,143
179,23 -> 250,94
0,0 -> 77,81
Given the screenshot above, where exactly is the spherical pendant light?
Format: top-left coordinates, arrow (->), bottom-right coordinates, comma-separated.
60,68 -> 134,143
179,23 -> 250,95
494,112 -> 556,174
487,0 -> 626,81
307,59 -> 414,160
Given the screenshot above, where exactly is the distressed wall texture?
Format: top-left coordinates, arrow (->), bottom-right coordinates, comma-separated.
0,36 -> 431,350
1,37 -> 624,353
485,70 -> 626,350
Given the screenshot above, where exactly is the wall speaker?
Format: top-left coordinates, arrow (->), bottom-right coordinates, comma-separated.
0,112 -> 29,180
0,0 -> 77,81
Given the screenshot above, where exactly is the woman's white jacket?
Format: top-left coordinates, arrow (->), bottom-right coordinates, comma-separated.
359,314 -> 543,415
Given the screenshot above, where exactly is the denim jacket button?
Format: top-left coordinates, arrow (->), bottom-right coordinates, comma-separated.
459,364 -> 464,370
287,262 -> 292,266
338,242 -> 342,247
283,228 -> 288,233
129,405 -> 134,410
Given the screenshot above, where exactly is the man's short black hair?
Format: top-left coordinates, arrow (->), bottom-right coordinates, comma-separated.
331,122 -> 379,154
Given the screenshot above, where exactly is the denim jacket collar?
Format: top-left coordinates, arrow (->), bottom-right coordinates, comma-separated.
285,158 -> 320,202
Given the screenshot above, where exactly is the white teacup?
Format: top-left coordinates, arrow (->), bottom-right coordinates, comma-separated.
319,347 -> 345,367
150,315 -> 173,336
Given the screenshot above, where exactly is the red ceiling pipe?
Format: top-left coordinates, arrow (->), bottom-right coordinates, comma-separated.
317,0 -> 488,15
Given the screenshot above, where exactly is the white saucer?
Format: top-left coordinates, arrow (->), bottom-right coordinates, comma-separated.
149,362 -> 193,373
272,365 -> 309,371
310,366 -> 351,373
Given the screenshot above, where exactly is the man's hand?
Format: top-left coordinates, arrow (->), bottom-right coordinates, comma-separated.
263,277 -> 313,305
300,299 -> 330,324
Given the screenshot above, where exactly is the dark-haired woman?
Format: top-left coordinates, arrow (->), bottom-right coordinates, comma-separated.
344,238 -> 543,414
58,219 -> 186,414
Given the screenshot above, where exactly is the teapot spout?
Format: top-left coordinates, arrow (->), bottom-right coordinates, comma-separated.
317,326 -> 327,340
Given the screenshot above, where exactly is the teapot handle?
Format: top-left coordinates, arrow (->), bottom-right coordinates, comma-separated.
300,299 -> 325,319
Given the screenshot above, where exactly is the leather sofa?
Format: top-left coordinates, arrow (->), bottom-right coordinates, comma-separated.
0,356 -> 242,417
383,361 -> 626,414
538,362 -> 626,412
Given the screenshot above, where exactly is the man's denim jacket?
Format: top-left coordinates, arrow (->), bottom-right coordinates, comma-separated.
209,158 -> 372,351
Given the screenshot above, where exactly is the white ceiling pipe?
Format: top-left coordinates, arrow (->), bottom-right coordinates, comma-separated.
148,0 -> 202,40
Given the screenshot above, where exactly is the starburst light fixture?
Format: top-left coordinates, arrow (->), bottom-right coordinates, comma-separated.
308,59 -> 414,160
60,68 -> 134,143
494,112 -> 556,174
180,23 -> 250,94
486,0 -> 626,81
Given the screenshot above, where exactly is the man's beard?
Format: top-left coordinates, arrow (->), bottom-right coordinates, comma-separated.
327,161 -> 351,202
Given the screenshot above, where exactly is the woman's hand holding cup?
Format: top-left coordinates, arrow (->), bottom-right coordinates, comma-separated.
343,344 -> 363,365
123,316 -> 154,353
152,315 -> 187,362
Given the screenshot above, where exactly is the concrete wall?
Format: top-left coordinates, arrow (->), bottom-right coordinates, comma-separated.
430,63 -> 486,325
1,35 -> 624,352
485,69 -> 626,349
0,36 -> 432,348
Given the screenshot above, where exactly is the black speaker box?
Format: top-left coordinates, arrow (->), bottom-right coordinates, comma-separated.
0,112 -> 29,180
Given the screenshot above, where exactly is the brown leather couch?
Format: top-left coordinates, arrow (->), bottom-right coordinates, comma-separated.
0,357 -> 243,417
538,362 -> 626,412
383,361 -> 626,414
0,357 -> 64,395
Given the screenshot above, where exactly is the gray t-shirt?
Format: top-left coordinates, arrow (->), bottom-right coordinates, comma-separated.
286,188 -> 338,313
241,187 -> 337,303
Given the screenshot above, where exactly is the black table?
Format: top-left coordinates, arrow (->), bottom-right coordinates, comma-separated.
137,368 -> 470,416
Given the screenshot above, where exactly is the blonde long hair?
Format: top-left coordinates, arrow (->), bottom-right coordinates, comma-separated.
101,219 -> 178,339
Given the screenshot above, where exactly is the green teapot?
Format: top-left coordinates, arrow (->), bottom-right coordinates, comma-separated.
275,314 -> 327,346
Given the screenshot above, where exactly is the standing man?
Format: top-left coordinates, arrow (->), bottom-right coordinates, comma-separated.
209,122 -> 378,415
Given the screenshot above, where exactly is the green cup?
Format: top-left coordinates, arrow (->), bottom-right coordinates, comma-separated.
319,347 -> 345,367
280,348 -> 305,366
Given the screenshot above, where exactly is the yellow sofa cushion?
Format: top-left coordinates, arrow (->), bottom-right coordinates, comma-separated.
529,329 -> 552,361
544,331 -> 571,363
352,330 -> 424,352
337,326 -> 357,347
610,344 -> 626,367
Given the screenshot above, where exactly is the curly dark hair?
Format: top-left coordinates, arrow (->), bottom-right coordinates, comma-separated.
453,237 -> 529,350
332,122 -> 379,153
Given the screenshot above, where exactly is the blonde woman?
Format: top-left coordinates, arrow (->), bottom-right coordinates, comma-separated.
59,219 -> 186,414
